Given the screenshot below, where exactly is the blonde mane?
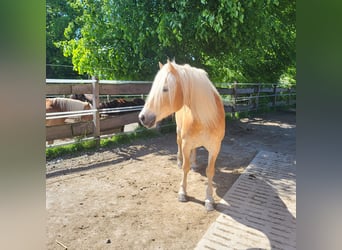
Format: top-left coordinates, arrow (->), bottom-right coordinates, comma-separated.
173,62 -> 221,128
53,98 -> 91,111
148,61 -> 221,128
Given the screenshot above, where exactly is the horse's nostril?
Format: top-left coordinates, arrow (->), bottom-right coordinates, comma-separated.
139,114 -> 145,122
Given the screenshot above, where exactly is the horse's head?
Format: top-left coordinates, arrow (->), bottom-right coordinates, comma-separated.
139,60 -> 183,128
46,98 -> 59,113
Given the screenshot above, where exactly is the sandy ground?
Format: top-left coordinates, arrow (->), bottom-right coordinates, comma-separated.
46,111 -> 295,250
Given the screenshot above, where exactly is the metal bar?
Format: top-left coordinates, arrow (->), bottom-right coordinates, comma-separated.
99,107 -> 143,114
46,109 -> 97,116
46,106 -> 144,119
46,110 -> 96,120
46,79 -> 96,84
98,80 -> 152,84
99,105 -> 144,112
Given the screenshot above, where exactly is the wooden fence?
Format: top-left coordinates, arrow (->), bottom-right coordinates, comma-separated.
46,79 -> 296,144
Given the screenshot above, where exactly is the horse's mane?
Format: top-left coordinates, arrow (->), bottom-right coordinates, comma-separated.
151,61 -> 220,128
174,62 -> 221,128
53,98 -> 91,111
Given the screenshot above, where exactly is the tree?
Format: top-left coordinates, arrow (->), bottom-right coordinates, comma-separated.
46,0 -> 84,78
53,0 -> 295,83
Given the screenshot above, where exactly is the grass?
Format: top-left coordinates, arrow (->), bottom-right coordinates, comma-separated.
46,126 -> 162,161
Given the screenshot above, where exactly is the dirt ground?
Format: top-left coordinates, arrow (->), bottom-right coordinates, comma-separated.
46,111 -> 296,250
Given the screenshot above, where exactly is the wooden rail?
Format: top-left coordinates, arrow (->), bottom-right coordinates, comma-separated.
46,79 -> 296,144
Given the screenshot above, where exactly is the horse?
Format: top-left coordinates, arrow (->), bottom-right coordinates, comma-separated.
46,97 -> 93,126
139,60 -> 225,211
46,98 -> 93,144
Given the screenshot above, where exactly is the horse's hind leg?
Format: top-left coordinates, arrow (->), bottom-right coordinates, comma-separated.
178,143 -> 191,202
176,132 -> 183,168
190,148 -> 199,171
205,144 -> 221,211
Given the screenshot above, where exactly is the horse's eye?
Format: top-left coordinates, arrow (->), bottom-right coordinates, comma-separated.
162,87 -> 168,92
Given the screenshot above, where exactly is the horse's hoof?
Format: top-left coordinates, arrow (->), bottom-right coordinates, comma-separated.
178,193 -> 187,202
205,201 -> 215,211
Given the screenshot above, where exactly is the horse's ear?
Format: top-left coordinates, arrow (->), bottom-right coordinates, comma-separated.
159,62 -> 163,69
168,61 -> 177,74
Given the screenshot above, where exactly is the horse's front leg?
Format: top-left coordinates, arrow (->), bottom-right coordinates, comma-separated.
178,143 -> 191,202
179,147 -> 197,170
205,145 -> 221,211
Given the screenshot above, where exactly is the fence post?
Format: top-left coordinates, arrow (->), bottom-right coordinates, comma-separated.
287,87 -> 291,106
254,83 -> 261,111
272,84 -> 277,109
92,76 -> 100,146
232,82 -> 237,117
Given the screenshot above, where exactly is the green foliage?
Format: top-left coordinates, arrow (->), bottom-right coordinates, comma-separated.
48,0 -> 295,83
46,0 -> 85,78
46,139 -> 97,159
279,65 -> 296,88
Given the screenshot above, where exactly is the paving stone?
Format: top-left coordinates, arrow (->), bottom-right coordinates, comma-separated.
196,151 -> 296,250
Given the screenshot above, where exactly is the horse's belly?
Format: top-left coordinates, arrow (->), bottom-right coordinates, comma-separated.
178,122 -> 223,150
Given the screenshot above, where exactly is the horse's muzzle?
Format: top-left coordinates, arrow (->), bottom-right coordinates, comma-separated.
138,111 -> 156,128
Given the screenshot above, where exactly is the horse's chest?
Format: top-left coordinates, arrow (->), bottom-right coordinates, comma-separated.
181,127 -> 212,148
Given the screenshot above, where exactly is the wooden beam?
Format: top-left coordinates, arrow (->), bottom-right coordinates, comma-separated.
46,84 -> 92,95
235,88 -> 255,95
71,121 -> 94,136
260,88 -> 274,93
72,84 -> 92,94
100,112 -> 140,131
276,87 -> 288,93
217,88 -> 234,95
99,83 -> 152,95
46,84 -> 72,95
46,83 -> 152,96
46,124 -> 74,141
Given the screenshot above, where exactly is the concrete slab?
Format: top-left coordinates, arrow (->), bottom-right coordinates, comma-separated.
196,151 -> 296,250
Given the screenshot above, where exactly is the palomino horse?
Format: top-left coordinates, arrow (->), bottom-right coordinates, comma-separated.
139,60 -> 225,211
46,98 -> 93,144
46,97 -> 93,126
